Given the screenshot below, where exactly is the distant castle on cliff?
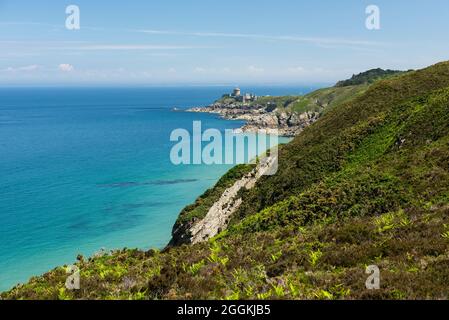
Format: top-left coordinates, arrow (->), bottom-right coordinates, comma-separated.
222,87 -> 258,103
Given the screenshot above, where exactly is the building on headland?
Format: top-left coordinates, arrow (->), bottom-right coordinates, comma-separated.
226,87 -> 258,103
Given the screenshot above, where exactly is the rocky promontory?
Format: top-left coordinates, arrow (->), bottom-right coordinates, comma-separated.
187,98 -> 320,137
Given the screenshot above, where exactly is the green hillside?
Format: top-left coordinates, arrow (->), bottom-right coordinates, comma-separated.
287,84 -> 369,114
2,61 -> 449,300
243,68 -> 408,116
335,68 -> 407,87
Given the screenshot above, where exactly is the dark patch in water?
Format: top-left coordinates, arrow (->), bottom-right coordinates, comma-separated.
98,181 -> 145,188
102,201 -> 167,215
152,179 -> 198,185
98,214 -> 146,233
67,211 -> 146,234
97,179 -> 197,188
67,200 -> 163,232
67,220 -> 90,230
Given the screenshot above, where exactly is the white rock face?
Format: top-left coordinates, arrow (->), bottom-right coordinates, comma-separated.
189,155 -> 277,244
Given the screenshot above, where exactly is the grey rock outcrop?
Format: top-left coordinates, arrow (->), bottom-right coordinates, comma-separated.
187,103 -> 320,137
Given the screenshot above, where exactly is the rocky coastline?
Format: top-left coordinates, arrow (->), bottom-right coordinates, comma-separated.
187,102 -> 320,137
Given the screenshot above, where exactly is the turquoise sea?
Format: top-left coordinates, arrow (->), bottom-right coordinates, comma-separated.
0,86 -> 315,291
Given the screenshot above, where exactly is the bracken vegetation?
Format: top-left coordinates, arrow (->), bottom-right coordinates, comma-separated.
2,61 -> 449,300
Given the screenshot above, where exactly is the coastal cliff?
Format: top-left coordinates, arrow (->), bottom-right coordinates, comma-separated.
170,153 -> 278,246
4,64 -> 449,300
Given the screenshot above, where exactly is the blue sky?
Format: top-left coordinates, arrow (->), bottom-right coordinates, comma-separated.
0,0 -> 448,85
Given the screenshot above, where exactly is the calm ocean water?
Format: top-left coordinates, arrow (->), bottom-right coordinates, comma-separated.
0,86 -> 315,291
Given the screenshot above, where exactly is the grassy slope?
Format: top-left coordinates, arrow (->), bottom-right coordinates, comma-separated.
2,62 -> 449,300
217,70 -> 403,116
216,86 -> 368,115
287,84 -> 368,114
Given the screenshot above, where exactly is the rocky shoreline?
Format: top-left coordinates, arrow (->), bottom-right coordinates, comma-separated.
187,103 -> 320,137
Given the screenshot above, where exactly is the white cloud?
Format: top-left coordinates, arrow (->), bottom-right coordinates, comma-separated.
193,67 -> 207,73
3,64 -> 40,72
193,67 -> 233,75
287,66 -> 305,73
247,65 -> 265,74
59,44 -> 210,51
19,64 -> 40,71
168,67 -> 177,73
141,71 -> 153,78
138,29 -> 384,47
58,64 -> 74,72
